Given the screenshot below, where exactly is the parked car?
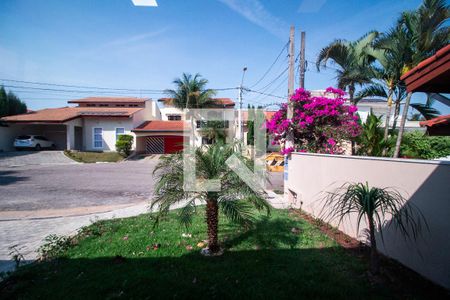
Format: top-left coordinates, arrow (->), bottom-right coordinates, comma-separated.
14,135 -> 56,151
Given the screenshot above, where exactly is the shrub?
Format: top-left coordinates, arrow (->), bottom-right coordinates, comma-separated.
400,131 -> 450,159
115,134 -> 134,157
357,113 -> 395,157
37,234 -> 72,260
267,87 -> 361,154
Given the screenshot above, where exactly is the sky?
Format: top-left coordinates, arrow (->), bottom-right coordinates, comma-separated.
1,0 -> 443,114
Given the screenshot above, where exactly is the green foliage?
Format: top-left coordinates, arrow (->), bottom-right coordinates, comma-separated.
321,182 -> 427,273
164,73 -> 217,109
115,134 -> 134,157
151,143 -> 270,230
400,131 -> 450,159
37,234 -> 72,260
357,113 -> 394,156
0,86 -> 27,117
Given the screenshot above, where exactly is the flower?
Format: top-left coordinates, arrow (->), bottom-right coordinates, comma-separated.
281,147 -> 294,155
327,138 -> 336,146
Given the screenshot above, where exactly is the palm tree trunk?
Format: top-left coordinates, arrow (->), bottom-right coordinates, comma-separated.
349,85 -> 356,155
393,92 -> 412,158
392,100 -> 401,131
368,215 -> 380,274
206,198 -> 219,253
382,89 -> 394,156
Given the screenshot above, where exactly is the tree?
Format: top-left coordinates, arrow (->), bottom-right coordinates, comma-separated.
267,88 -> 361,155
316,32 -> 380,104
151,143 -> 270,255
392,0 -> 449,157
164,73 -> 217,109
200,121 -> 227,144
0,86 -> 27,117
321,182 -> 426,274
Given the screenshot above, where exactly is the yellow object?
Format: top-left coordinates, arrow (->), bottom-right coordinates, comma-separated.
265,152 -> 284,172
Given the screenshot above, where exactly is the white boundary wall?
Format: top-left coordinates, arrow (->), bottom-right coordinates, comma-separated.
285,153 -> 450,289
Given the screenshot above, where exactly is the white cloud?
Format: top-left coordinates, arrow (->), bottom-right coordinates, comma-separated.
105,27 -> 169,47
298,0 -> 326,13
218,0 -> 287,39
132,0 -> 158,7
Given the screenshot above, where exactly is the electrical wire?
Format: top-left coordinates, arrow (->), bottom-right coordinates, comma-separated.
248,40 -> 289,89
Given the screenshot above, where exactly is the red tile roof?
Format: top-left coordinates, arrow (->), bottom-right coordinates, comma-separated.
1,107 -> 143,123
420,114 -> 450,128
133,120 -> 187,132
68,97 -> 149,104
158,97 -> 235,107
401,44 -> 450,93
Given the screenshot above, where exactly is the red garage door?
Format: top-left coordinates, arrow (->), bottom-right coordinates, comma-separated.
145,136 -> 184,154
164,136 -> 184,153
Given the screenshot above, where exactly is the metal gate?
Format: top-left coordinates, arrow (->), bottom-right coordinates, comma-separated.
145,137 -> 164,154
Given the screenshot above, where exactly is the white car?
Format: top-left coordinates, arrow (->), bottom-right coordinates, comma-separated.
14,135 -> 56,151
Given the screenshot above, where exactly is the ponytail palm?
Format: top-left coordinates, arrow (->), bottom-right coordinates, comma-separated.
321,182 -> 426,274
151,143 -> 270,254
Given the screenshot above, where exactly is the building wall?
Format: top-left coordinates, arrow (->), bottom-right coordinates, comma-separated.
82,118 -> 135,151
285,153 -> 450,289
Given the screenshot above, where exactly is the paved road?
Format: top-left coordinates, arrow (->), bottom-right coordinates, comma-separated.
0,151 -> 75,167
0,160 -> 157,212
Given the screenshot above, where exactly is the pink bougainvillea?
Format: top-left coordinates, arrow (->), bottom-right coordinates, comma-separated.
267,87 -> 361,154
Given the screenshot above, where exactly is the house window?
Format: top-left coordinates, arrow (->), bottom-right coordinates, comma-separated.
99,104 -> 109,107
202,137 -> 213,145
168,115 -> 181,121
116,128 -> 125,141
86,104 -> 96,107
93,128 -> 103,148
116,104 -> 125,107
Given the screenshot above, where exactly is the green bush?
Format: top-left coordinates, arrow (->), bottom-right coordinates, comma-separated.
356,113 -> 395,157
400,131 -> 450,159
115,134 -> 134,157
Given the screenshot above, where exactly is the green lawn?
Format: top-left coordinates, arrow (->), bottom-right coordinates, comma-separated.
64,151 -> 124,163
0,209 -> 429,299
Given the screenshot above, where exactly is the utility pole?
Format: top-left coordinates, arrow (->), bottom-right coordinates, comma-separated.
299,31 -> 306,89
237,67 -> 247,141
285,25 -> 295,150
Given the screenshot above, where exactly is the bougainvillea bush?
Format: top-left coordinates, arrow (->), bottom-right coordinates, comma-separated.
267,87 -> 361,154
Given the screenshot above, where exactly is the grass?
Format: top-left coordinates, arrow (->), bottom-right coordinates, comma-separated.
0,209 -> 401,299
64,151 -> 124,163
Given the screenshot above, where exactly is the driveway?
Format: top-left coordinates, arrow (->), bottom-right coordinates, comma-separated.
0,151 -> 75,167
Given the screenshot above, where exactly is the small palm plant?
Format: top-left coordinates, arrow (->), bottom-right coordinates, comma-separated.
321,182 -> 426,274
151,143 -> 270,255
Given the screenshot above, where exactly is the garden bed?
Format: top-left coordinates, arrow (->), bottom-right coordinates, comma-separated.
0,209 -> 446,299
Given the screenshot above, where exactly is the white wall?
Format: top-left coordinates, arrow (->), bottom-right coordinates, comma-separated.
0,125 -> 21,152
285,153 -> 450,289
83,118 -> 135,151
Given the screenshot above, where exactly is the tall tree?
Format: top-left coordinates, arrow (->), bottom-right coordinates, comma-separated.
393,0 -> 449,157
0,86 -> 27,117
316,32 -> 380,104
164,73 -> 217,109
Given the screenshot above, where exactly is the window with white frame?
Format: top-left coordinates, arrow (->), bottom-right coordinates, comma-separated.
116,128 -> 125,141
93,128 -> 103,148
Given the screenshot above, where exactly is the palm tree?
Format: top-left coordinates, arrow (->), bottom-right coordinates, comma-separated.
200,121 -> 227,144
392,0 -> 449,157
316,31 -> 380,104
151,143 -> 270,255
165,73 -> 217,109
321,182 -> 426,274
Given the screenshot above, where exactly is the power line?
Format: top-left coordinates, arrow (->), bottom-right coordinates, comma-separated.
0,78 -> 164,92
253,66 -> 289,93
248,40 -> 289,89
245,89 -> 285,100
